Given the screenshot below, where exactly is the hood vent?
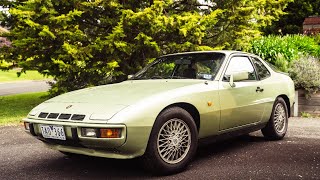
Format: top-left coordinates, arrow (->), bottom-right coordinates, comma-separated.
71,114 -> 86,120
38,112 -> 49,118
59,114 -> 71,120
38,112 -> 85,121
48,113 -> 59,119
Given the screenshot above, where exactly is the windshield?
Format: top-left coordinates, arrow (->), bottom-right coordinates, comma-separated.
133,53 -> 225,80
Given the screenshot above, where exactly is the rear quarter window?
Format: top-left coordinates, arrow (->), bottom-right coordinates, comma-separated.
251,57 -> 271,80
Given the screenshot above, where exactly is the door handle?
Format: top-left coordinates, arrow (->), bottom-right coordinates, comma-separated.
256,87 -> 264,92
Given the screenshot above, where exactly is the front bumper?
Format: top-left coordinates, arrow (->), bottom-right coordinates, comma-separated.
23,118 -> 152,159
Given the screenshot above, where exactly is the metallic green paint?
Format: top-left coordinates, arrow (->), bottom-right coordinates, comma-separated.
23,51 -> 295,160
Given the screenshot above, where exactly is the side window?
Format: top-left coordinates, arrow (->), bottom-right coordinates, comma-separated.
224,56 -> 257,81
251,57 -> 271,80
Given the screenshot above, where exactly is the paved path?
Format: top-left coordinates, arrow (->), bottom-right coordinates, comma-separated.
0,80 -> 51,96
0,117 -> 319,179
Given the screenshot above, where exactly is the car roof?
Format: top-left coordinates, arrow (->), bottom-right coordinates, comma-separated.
159,50 -> 255,58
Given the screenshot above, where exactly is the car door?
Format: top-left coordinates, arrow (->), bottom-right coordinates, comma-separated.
219,55 -> 265,131
250,56 -> 275,122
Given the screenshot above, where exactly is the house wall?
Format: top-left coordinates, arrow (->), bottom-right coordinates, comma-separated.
298,90 -> 320,116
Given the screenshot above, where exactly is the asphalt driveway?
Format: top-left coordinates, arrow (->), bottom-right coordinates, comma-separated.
0,80 -> 51,96
0,117 -> 319,180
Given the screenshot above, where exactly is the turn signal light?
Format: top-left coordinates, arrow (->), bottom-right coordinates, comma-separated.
24,122 -> 30,130
100,128 -> 121,138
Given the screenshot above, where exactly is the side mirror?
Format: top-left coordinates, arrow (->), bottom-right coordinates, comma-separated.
233,71 -> 249,82
229,71 -> 249,87
127,74 -> 134,80
229,74 -> 235,87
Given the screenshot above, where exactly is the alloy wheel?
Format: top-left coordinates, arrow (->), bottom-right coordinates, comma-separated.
157,118 -> 191,164
274,103 -> 286,133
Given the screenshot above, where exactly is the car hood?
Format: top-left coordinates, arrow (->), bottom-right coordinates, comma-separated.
47,80 -> 201,105
29,79 -> 203,121
34,80 -> 203,120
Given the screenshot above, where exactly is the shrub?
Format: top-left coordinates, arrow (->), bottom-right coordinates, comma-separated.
315,34 -> 320,45
250,35 -> 320,72
288,56 -> 320,95
300,112 -> 312,118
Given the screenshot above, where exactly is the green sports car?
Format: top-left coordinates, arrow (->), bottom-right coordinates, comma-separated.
23,51 -> 295,174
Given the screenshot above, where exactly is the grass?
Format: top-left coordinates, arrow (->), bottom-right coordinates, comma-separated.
0,69 -> 51,82
0,92 -> 49,125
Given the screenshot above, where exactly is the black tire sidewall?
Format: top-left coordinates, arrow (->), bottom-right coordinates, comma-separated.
143,107 -> 198,175
263,97 -> 288,139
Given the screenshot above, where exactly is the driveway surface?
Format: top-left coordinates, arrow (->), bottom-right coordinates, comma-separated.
0,117 -> 319,180
0,80 -> 51,96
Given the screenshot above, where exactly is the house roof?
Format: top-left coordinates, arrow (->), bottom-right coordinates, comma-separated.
303,16 -> 320,25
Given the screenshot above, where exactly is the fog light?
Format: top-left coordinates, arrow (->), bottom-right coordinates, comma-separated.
81,128 -> 97,137
100,128 -> 121,138
24,122 -> 30,130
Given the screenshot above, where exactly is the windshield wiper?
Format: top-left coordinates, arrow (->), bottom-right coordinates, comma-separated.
170,76 -> 186,79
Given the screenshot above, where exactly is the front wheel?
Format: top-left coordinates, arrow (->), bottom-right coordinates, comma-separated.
262,97 -> 288,140
142,107 -> 198,175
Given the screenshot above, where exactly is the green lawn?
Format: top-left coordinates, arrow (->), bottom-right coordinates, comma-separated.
0,70 -> 51,82
0,92 -> 49,125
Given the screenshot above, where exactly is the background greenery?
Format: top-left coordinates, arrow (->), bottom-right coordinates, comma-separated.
263,0 -> 320,35
0,0 -> 290,96
0,92 -> 49,125
0,70 -> 50,82
288,56 -> 320,95
0,0 -> 319,95
249,34 -> 320,72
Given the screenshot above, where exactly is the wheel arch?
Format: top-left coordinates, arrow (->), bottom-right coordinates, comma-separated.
160,103 -> 200,132
278,94 -> 291,117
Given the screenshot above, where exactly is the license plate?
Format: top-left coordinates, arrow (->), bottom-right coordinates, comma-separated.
40,125 -> 66,140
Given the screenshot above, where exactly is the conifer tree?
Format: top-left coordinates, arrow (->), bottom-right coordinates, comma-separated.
0,0 -> 290,95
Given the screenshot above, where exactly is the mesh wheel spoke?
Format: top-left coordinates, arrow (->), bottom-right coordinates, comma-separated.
157,118 -> 191,164
274,103 -> 286,133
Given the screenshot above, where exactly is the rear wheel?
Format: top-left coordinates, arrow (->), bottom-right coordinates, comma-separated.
142,107 -> 198,175
262,97 -> 288,140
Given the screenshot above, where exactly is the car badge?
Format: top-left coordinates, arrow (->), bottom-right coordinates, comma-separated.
66,105 -> 73,109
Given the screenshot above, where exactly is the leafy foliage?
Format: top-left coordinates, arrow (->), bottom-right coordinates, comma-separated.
315,34 -> 320,45
0,92 -> 49,125
263,0 -> 320,35
289,56 -> 320,94
300,112 -> 312,118
250,35 -> 320,72
0,70 -> 50,82
0,26 -> 11,69
208,0 -> 290,50
0,0 -> 291,96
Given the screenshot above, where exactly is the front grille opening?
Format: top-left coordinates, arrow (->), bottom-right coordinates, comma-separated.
71,114 -> 85,121
58,114 -> 71,120
47,113 -> 59,119
38,112 -> 85,121
38,112 -> 49,118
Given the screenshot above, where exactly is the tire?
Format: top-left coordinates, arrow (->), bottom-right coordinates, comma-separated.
142,107 -> 198,175
261,97 -> 288,140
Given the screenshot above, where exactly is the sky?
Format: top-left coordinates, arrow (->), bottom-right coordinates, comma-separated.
0,6 -> 9,13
